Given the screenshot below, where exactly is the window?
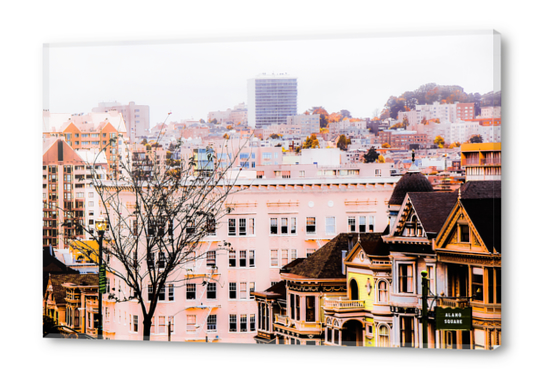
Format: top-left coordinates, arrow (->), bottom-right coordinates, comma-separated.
270,218 -> 278,234
206,251 -> 216,266
187,315 -> 196,332
240,314 -> 248,332
249,250 -> 255,267
398,264 -> 414,293
306,249 -> 316,257
306,217 -> 316,234
306,296 -> 316,322
379,325 -> 390,347
400,317 -> 414,348
249,282 -> 255,299
207,315 -> 217,331
290,217 -> 297,234
471,267 -> 484,301
240,282 -> 247,299
239,218 -> 247,236
250,314 -> 256,331
158,316 -> 166,334
248,219 -> 255,235
270,249 -> 278,267
229,250 -> 237,267
348,216 -> 356,232
427,265 -> 435,294
206,216 -> 216,235
358,216 -> 375,233
207,283 -> 217,299
168,284 -> 175,301
459,224 -> 470,243
229,314 -> 237,332
326,217 -> 335,234
186,283 -> 196,300
237,250 -> 247,267
228,217 -> 255,236
168,316 -> 175,334
131,315 -> 138,332
378,280 -> 388,303
281,218 -> 288,234
229,283 -> 237,299
281,249 -> 289,267
228,219 -> 236,236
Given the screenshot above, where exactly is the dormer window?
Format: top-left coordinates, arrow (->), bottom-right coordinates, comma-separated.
459,224 -> 470,243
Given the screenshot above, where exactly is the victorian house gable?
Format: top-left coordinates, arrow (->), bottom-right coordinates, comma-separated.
434,182 -> 501,350
384,191 -> 457,348
323,233 -> 391,347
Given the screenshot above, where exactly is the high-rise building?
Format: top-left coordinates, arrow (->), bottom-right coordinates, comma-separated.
247,73 -> 297,128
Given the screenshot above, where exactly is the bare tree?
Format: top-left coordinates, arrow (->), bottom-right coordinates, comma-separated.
64,118 -> 249,340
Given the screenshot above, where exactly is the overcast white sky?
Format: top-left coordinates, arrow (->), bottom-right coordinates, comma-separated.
45,31 -> 498,126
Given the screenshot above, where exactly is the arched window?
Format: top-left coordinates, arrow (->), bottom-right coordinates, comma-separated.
350,279 -> 359,300
378,280 -> 388,303
378,324 -> 390,347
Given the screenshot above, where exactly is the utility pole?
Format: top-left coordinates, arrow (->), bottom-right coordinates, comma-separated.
421,270 -> 428,348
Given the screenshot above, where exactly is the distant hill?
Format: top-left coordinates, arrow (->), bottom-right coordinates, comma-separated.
381,83 -> 501,119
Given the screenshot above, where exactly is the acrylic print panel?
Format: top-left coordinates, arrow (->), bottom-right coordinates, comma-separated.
42,31 -> 501,349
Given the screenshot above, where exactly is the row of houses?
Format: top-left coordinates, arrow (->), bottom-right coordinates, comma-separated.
254,170 -> 501,349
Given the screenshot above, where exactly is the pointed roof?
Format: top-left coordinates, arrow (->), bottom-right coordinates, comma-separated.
461,198 -> 501,253
357,233 -> 389,257
408,192 -> 458,234
287,233 -> 356,279
460,180 -> 501,199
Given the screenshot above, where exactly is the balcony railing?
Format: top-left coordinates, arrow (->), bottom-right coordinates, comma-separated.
436,297 -> 470,309
480,158 -> 501,166
275,314 -> 290,327
323,297 -> 365,311
292,319 -> 322,333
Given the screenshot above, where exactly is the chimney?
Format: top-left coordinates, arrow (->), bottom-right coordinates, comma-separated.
347,234 -> 355,253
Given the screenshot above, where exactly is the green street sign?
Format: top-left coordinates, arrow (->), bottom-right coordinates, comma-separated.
99,265 -> 106,294
435,306 -> 472,330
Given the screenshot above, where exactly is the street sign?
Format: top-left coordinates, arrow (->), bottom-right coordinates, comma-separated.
435,306 -> 472,330
99,265 -> 106,294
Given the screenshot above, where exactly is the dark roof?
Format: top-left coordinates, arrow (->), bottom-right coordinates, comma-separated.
461,198 -> 501,253
256,280 -> 287,300
288,233 -> 356,279
43,246 -> 78,295
357,233 -> 389,257
409,192 -> 458,234
47,273 -> 99,305
279,258 -> 305,274
460,180 -> 501,199
389,171 -> 434,206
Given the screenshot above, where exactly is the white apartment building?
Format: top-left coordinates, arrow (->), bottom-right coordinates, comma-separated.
481,106 -> 501,118
446,121 -> 481,144
248,73 -> 297,128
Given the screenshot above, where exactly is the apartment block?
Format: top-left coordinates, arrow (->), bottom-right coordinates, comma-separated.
248,73 -> 297,128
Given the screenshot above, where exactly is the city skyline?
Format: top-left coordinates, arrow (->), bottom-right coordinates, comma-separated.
45,31 -> 499,126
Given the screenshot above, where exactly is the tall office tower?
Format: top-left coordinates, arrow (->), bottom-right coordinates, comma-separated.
247,73 -> 297,128
92,101 -> 150,143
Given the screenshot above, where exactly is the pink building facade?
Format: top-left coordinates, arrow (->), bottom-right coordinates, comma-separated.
101,174 -> 399,342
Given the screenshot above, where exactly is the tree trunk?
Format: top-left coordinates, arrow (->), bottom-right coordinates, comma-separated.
143,317 -> 152,341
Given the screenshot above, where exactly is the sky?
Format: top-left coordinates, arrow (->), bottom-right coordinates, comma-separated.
45,31 -> 498,127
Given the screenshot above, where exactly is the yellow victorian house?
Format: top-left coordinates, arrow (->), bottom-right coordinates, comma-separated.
322,233 -> 391,347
